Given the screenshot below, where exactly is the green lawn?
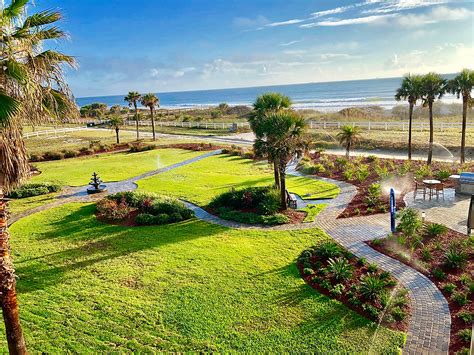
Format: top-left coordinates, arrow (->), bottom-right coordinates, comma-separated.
31,148 -> 206,186
299,203 -> 327,223
8,193 -> 59,215
5,203 -> 405,352
137,154 -> 340,205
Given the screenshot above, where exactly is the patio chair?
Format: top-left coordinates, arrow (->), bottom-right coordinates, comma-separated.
435,183 -> 445,200
286,189 -> 298,209
413,178 -> 426,200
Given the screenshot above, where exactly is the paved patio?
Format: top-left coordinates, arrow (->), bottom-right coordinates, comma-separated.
404,188 -> 471,234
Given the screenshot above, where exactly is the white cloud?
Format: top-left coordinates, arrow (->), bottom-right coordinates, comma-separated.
310,5 -> 355,18
279,40 -> 303,46
396,6 -> 473,27
364,0 -> 453,14
265,18 -> 305,27
301,14 -> 395,27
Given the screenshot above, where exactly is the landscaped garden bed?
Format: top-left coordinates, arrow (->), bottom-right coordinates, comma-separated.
367,208 -> 473,354
207,186 -> 304,225
96,191 -> 194,226
298,153 -> 474,218
298,240 -> 411,331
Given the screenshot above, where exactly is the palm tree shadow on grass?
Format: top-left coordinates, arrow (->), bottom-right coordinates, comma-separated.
14,204 -> 225,293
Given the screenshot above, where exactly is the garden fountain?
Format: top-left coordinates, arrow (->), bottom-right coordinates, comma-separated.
87,172 -> 107,194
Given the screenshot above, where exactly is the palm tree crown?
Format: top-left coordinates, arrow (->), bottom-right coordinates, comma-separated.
124,91 -> 141,107
336,125 -> 362,158
250,92 -> 292,136
421,72 -> 447,106
395,74 -> 423,104
140,93 -> 159,109
448,69 -> 474,101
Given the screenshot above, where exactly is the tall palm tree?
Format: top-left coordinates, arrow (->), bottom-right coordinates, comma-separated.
249,93 -> 292,188
108,116 -> 124,144
141,93 -> 159,141
124,91 -> 141,140
421,73 -> 447,165
255,110 -> 307,209
395,74 -> 423,160
336,125 -> 362,159
448,69 -> 474,163
1,1 -> 78,352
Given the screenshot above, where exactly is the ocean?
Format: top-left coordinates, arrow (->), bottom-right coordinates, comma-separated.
76,75 -> 460,112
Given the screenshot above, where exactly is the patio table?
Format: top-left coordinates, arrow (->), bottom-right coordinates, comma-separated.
423,179 -> 441,200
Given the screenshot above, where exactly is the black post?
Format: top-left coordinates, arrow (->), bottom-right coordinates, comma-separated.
468,195 -> 474,236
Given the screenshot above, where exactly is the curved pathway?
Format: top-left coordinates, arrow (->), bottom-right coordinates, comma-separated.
9,150 -> 451,354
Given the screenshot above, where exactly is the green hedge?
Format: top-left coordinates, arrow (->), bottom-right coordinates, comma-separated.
8,182 -> 61,198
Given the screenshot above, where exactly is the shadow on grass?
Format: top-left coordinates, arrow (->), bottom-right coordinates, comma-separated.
15,204 -> 225,293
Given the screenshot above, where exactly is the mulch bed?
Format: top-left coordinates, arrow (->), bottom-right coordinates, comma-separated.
367,227 -> 473,354
96,209 -> 139,226
305,153 -> 469,219
297,255 -> 411,332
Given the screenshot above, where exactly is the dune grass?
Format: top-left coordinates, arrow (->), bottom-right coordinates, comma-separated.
5,203 -> 405,352
30,148 -> 206,186
137,154 -> 339,206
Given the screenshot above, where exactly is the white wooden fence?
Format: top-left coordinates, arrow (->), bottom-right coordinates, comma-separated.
23,127 -> 88,139
124,119 -> 471,132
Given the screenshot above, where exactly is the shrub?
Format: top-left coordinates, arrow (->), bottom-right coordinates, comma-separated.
303,268 -> 314,276
327,257 -> 353,281
96,198 -> 131,220
443,283 -> 456,294
366,263 -> 378,273
451,291 -> 468,306
314,241 -> 343,260
129,143 -> 155,153
420,247 -> 432,262
457,328 -> 471,343
356,164 -> 370,182
425,223 -> 448,238
415,165 -> 432,179
391,306 -> 407,321
397,208 -> 422,238
375,164 -> 390,179
457,310 -> 473,324
29,154 -> 42,162
62,150 -> 78,158
360,273 -> 386,301
434,170 -> 451,181
432,268 -> 446,280
335,157 -> 348,167
330,283 -> 345,296
357,257 -> 367,266
362,303 -> 380,320
8,182 -> 61,198
43,151 -> 63,160
365,183 -> 382,208
444,242 -> 467,269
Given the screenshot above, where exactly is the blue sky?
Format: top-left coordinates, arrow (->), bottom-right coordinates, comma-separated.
32,0 -> 474,97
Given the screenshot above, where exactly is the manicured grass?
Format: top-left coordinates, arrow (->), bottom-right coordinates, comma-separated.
31,148 -> 206,186
5,203 -> 405,352
299,203 -> 327,223
8,193 -> 59,215
137,154 -> 339,205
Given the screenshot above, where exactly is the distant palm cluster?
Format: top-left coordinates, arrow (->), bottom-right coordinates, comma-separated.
395,70 -> 474,164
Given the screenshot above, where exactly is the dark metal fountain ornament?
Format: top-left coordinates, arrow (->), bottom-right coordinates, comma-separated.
87,172 -> 107,194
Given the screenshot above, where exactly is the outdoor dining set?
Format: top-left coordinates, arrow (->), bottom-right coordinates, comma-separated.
414,172 -> 474,201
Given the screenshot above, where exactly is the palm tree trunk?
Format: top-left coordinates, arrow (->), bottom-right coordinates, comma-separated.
0,189 -> 27,355
150,107 -> 156,141
134,103 -> 139,140
279,160 -> 287,210
427,102 -> 434,165
115,127 -> 120,144
346,142 -> 350,159
460,97 -> 467,163
408,102 -> 413,160
273,160 -> 280,189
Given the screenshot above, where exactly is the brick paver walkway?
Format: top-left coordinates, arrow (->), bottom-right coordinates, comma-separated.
9,151 -> 451,353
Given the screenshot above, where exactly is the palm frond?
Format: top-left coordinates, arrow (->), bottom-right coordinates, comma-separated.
22,10 -> 62,28
4,59 -> 28,84
3,0 -> 29,19
0,93 -> 21,127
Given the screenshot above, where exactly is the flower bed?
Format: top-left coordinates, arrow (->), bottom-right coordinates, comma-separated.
96,191 -> 194,226
298,153 -> 474,218
367,208 -> 473,354
298,240 -> 411,331
207,186 -> 305,225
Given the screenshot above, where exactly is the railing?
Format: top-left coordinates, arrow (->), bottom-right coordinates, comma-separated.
124,120 -> 471,132
23,127 -> 88,139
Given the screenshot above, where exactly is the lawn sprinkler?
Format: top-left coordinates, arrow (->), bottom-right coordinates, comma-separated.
390,188 -> 396,233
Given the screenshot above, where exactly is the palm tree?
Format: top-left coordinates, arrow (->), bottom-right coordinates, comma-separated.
1,1 -> 78,352
255,110 -> 307,209
395,74 -> 423,160
337,125 -> 362,159
124,91 -> 141,140
108,116 -> 125,144
421,73 -> 447,165
249,93 -> 292,188
141,93 -> 159,141
447,69 -> 474,163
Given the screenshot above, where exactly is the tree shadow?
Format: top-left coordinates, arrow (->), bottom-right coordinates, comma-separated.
14,204 -> 225,293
